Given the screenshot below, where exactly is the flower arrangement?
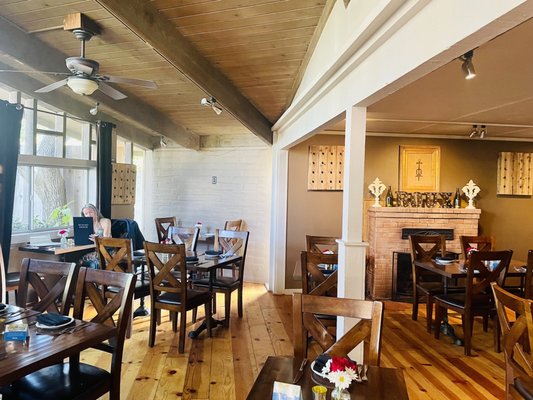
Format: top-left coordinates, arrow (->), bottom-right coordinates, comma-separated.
321,356 -> 359,389
58,229 -> 68,238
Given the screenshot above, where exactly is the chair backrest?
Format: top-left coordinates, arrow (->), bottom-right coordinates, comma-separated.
491,282 -> 533,397
306,235 -> 338,254
300,251 -> 338,296
73,267 -> 135,394
214,229 -> 249,257
95,237 -> 134,274
144,241 -> 188,303
460,235 -> 494,260
293,293 -> 384,366
525,250 -> 533,300
224,219 -> 242,231
155,216 -> 176,243
0,244 -> 5,304
467,250 -> 513,298
409,234 -> 445,262
16,258 -> 78,314
170,226 -> 200,252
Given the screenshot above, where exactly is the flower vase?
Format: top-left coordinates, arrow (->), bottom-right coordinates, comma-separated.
60,235 -> 67,248
331,386 -> 350,400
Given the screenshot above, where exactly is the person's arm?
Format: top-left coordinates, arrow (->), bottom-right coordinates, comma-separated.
100,218 -> 112,237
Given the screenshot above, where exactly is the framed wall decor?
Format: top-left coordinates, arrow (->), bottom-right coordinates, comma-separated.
399,145 -> 440,192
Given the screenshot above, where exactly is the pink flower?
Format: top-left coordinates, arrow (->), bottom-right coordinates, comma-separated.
58,229 -> 68,237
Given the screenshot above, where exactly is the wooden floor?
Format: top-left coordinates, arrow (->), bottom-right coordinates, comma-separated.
82,283 -> 506,399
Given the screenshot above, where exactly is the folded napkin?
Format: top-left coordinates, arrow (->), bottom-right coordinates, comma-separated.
312,354 -> 331,374
186,256 -> 199,262
0,303 -> 6,312
205,250 -> 222,256
36,313 -> 72,327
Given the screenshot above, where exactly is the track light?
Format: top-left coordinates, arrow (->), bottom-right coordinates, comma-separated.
89,101 -> 99,115
160,135 -> 167,147
460,50 -> 476,80
469,124 -> 478,138
200,96 -> 223,115
479,125 -> 486,139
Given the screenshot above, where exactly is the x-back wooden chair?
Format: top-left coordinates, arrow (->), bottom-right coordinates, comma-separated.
155,216 -> 176,243
301,251 -> 338,296
293,293 -> 384,366
461,235 -> 494,263
171,226 -> 200,252
16,258 -> 78,314
306,235 -> 338,254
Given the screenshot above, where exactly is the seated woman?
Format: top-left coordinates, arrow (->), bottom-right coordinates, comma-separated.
80,203 -> 111,268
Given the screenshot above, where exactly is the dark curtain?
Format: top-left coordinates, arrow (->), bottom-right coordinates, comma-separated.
96,121 -> 114,219
0,101 -> 24,268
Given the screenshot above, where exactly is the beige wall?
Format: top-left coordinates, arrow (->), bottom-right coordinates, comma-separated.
286,135 -> 533,288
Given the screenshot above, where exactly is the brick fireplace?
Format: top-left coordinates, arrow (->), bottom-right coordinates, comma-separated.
366,207 -> 481,299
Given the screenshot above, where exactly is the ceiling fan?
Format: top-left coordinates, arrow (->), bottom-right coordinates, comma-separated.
1,20 -> 157,100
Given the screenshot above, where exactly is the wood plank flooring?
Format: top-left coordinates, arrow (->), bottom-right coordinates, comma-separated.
82,283 -> 506,399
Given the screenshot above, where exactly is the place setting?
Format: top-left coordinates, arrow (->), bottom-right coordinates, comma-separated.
35,313 -> 88,338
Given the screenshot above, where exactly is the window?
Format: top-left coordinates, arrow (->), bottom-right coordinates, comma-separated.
0,85 -> 98,234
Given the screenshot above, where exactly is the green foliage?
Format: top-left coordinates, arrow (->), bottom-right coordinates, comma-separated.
48,202 -> 73,227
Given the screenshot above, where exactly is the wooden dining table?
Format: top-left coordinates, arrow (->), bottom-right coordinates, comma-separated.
247,356 -> 409,400
0,306 -> 116,386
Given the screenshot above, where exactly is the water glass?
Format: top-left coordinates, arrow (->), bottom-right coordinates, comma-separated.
312,385 -> 327,400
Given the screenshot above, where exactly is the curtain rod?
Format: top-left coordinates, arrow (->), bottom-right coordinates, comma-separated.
13,103 -> 95,124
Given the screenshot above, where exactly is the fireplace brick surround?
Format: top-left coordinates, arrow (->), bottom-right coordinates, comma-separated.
367,207 -> 481,299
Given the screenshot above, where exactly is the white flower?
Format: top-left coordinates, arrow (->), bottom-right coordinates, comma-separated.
327,370 -> 353,390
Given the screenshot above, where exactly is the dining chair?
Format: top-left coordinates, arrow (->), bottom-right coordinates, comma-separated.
492,282 -> 533,400
144,241 -> 212,352
434,250 -> 513,356
409,234 -> 447,332
0,245 -> 6,304
305,235 -> 339,254
16,258 -> 79,314
524,250 -> 533,300
224,219 -> 242,231
155,216 -> 177,243
292,293 -> 384,366
95,237 -> 150,334
460,235 -> 494,262
193,230 -> 249,327
301,250 -> 338,296
171,226 -> 200,251
0,267 -> 136,400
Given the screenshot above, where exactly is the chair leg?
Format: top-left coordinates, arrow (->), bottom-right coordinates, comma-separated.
237,286 -> 243,318
224,292 -> 231,328
412,290 -> 419,321
494,315 -> 501,352
483,315 -> 489,332
149,307 -> 157,347
156,309 -> 161,325
426,296 -> 433,333
192,307 -> 197,323
172,312 -> 178,332
205,301 -> 212,338
434,303 -> 443,339
179,311 -> 186,353
463,314 -> 473,356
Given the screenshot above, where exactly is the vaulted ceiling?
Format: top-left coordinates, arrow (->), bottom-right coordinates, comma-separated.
0,0 -> 333,149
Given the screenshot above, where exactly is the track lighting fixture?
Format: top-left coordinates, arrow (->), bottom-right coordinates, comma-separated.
200,96 -> 223,115
468,124 -> 487,139
160,135 -> 167,147
460,50 -> 476,80
89,101 -> 99,115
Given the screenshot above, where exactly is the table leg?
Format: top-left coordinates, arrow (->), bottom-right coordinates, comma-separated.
437,276 -> 464,346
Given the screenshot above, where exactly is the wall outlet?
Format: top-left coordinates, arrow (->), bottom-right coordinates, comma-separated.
212,176 -> 217,184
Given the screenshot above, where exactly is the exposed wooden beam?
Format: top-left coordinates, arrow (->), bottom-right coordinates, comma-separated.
0,16 -> 199,150
95,0 -> 273,145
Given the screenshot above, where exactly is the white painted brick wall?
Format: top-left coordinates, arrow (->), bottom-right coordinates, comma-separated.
149,147 -> 272,284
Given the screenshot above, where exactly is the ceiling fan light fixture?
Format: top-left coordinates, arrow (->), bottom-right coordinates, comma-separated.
67,76 -> 98,95
460,50 -> 476,80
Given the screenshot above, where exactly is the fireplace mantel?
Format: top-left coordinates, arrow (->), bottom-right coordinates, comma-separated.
366,207 -> 480,299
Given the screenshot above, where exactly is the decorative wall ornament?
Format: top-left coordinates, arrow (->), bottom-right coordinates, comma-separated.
396,191 -> 453,208
368,178 -> 386,207
399,145 -> 440,192
308,145 -> 344,191
462,180 -> 480,209
112,163 -> 137,205
497,152 -> 532,196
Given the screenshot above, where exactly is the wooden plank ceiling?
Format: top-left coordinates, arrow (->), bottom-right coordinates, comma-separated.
0,0 -> 331,148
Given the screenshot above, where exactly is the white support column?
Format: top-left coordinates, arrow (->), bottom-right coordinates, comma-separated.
337,106 -> 369,363
269,143 -> 289,293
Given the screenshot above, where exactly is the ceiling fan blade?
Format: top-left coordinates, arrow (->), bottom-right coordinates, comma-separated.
102,75 -> 157,89
98,81 -> 127,100
0,70 -> 70,76
35,78 -> 69,93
